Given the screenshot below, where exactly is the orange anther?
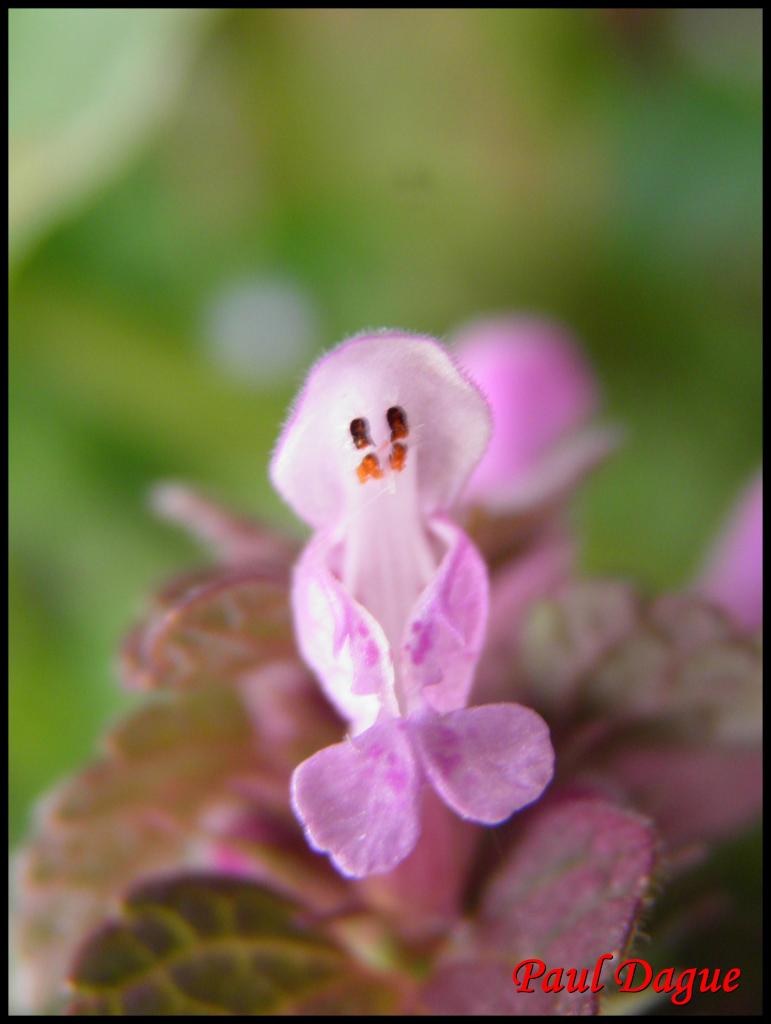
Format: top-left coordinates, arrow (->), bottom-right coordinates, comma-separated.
389,442 -> 407,472
357,452 -> 384,484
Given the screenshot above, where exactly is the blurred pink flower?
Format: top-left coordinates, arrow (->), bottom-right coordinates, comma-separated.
698,471 -> 763,630
453,316 -> 620,512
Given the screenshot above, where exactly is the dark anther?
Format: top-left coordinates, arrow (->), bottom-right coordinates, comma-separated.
386,406 -> 409,441
350,417 -> 372,450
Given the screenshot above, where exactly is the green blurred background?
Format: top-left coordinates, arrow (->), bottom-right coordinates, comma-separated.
9,9 -> 761,846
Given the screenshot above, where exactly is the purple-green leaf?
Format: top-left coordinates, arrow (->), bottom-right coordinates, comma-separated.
598,742 -> 763,848
517,580 -> 639,711
11,686 -> 341,1013
422,796 -> 656,1015
120,566 -> 296,692
518,585 -> 761,848
67,873 -> 402,1015
519,583 -> 761,739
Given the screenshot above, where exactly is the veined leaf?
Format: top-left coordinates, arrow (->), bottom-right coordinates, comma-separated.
67,874 -> 402,1015
12,686 -> 340,1013
120,566 -> 296,693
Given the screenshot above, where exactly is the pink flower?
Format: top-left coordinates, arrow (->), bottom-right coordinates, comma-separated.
697,470 -> 763,631
270,331 -> 554,877
453,316 -> 620,512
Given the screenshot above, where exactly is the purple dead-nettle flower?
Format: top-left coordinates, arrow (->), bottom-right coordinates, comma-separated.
271,331 -> 555,877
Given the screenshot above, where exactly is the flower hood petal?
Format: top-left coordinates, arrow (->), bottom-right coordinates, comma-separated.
271,330 -> 491,529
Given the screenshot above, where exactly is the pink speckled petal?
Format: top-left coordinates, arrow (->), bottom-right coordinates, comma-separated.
698,471 -> 763,630
292,528 -> 391,732
412,704 -> 554,824
291,719 -> 422,878
270,331 -> 491,529
454,316 -> 617,509
401,517 -> 489,714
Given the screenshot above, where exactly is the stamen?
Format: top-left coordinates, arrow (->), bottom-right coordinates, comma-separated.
357,452 -> 384,484
390,442 -> 407,472
387,406 -> 409,441
350,417 -> 373,450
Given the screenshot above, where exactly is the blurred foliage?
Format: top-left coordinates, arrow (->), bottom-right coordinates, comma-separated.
15,687 -> 262,1012
9,7 -> 761,864
67,874 -> 400,1014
